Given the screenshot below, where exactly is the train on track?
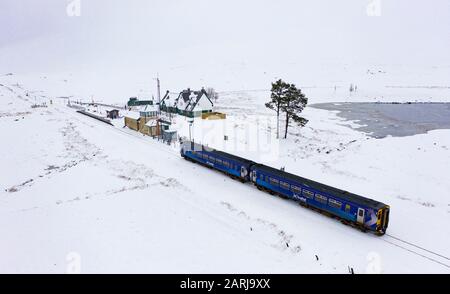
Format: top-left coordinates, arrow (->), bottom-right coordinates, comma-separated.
181,141 -> 390,235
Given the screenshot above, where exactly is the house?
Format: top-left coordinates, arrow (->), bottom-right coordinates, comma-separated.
106,109 -> 120,119
127,97 -> 153,107
139,118 -> 171,137
140,119 -> 160,137
202,112 -> 226,120
124,112 -> 141,131
124,111 -> 154,132
159,91 -> 179,114
139,105 -> 158,119
160,88 -> 214,118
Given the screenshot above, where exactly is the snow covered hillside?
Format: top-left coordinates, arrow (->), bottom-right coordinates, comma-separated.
1,74 -> 449,273
1,0 -> 449,274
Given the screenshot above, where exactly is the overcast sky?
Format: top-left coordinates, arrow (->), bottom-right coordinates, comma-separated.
1,0 -> 449,73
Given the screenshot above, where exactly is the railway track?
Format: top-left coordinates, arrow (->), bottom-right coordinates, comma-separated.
72,106 -> 450,271
383,234 -> 450,269
72,108 -> 180,158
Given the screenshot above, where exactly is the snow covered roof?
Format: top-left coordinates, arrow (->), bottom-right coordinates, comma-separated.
161,91 -> 177,107
141,104 -> 158,112
161,88 -> 213,111
132,104 -> 156,112
124,111 -> 141,120
145,119 -> 158,127
177,90 -> 195,110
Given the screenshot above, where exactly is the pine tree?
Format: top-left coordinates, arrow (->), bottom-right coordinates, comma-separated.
265,79 -> 289,139
281,83 -> 308,139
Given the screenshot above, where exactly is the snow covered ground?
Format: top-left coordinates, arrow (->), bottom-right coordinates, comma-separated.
1,0 -> 450,274
1,73 -> 449,274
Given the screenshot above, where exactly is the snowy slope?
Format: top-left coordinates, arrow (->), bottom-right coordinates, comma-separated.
1,1 -> 450,103
1,75 -> 449,274
1,0 -> 449,274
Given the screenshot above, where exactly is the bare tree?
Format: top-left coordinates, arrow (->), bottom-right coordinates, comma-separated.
206,87 -> 219,102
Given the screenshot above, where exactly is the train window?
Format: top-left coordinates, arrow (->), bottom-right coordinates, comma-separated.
209,156 -> 215,162
302,189 -> 314,199
345,204 -> 351,213
328,198 -> 342,209
269,177 -> 279,186
216,158 -> 223,165
223,161 -> 230,168
280,181 -> 290,190
315,194 -> 328,204
260,174 -> 264,181
203,154 -> 208,160
291,185 -> 301,194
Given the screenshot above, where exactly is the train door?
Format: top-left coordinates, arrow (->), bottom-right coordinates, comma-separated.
240,166 -> 247,178
383,207 -> 390,230
357,208 -> 365,224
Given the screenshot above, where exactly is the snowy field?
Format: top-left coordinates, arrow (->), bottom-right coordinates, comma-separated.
1,72 -> 449,274
1,0 -> 450,274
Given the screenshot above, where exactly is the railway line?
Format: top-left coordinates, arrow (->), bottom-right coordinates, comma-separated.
383,234 -> 450,269
72,105 -> 450,270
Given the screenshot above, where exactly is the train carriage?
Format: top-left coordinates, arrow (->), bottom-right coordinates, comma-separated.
180,141 -> 254,182
249,164 -> 390,235
180,141 -> 390,235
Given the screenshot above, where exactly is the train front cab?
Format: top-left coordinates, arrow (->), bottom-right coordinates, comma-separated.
376,206 -> 390,235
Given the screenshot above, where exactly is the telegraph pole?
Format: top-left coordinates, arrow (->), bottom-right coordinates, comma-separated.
153,74 -> 162,116
156,73 -> 161,111
188,117 -> 194,143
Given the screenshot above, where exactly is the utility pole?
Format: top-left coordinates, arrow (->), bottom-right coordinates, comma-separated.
188,117 -> 194,143
156,73 -> 161,113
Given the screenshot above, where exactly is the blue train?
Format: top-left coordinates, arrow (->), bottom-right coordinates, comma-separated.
181,141 -> 390,235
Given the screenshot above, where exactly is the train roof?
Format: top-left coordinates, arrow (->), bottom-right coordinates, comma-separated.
182,141 -> 255,166
253,164 -> 386,209
212,149 -> 256,166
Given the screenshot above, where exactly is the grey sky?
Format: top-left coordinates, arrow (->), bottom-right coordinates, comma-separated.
0,0 -> 449,72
